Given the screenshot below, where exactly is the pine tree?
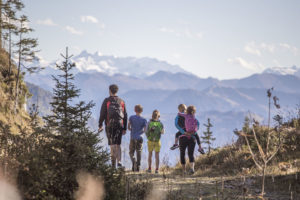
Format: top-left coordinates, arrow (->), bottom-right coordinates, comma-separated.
2,20 -> 17,76
2,12 -> 18,76
14,15 -> 38,113
17,48 -> 125,200
0,0 -> 24,48
201,118 -> 215,154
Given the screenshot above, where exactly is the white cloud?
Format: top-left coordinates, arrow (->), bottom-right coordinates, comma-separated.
279,43 -> 299,55
244,42 -> 299,56
228,57 -> 265,71
260,43 -> 275,53
65,26 -> 83,35
80,15 -> 98,23
159,27 -> 203,39
37,18 -> 57,26
80,15 -> 105,29
244,42 -> 261,56
272,59 -> 283,68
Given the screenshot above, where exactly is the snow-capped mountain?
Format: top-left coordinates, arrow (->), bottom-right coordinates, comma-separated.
263,65 -> 300,77
30,50 -> 188,78
72,50 -> 188,77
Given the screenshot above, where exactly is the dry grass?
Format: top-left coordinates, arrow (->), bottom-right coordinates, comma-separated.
0,48 -> 31,134
190,145 -> 253,177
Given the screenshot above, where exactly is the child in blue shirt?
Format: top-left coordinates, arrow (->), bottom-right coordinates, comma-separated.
128,104 -> 147,172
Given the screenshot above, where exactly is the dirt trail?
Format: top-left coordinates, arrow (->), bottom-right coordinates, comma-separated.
127,171 -> 242,199
126,171 -> 297,200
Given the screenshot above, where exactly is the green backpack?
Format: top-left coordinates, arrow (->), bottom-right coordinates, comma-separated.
146,120 -> 163,142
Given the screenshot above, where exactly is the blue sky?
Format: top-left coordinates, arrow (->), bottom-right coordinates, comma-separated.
23,0 -> 300,79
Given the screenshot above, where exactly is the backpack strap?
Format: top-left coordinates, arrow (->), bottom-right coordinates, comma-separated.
106,100 -> 111,122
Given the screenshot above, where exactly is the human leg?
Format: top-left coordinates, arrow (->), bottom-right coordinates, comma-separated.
106,127 -> 115,167
175,131 -> 181,145
179,136 -> 188,172
148,151 -> 152,171
153,141 -> 161,173
116,145 -> 121,164
110,145 -> 116,168
129,139 -> 136,171
171,132 -> 181,150
147,140 -> 154,172
155,152 -> 159,173
136,139 -> 143,170
195,133 -> 201,146
187,138 -> 196,173
109,127 -> 123,166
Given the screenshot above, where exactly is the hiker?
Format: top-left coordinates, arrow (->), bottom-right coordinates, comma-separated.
98,84 -> 128,168
146,109 -> 164,174
178,105 -> 203,174
128,104 -> 147,172
170,104 -> 202,151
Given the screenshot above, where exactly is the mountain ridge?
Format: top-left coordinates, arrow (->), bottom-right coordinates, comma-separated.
263,65 -> 300,77
30,50 -> 189,78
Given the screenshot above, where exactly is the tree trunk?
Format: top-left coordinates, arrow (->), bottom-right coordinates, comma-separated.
8,28 -> 11,75
266,96 -> 271,154
261,163 -> 266,197
0,0 -> 2,48
14,32 -> 22,113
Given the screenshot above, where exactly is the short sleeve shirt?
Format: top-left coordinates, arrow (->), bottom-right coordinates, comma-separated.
129,115 -> 147,140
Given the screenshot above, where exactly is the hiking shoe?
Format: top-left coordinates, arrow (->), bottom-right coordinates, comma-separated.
136,166 -> 140,172
111,160 -> 116,169
170,144 -> 179,150
155,169 -> 159,174
147,169 -> 152,173
189,169 -> 195,175
198,147 -> 205,154
132,162 -> 136,172
117,162 -> 123,168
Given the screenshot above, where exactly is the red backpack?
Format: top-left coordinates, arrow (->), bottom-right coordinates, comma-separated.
106,98 -> 124,129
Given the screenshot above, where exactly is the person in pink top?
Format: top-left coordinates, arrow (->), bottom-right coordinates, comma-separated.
178,105 -> 204,174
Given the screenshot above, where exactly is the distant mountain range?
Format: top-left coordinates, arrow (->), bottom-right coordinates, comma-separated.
26,82 -> 53,116
263,65 -> 300,77
30,50 -> 188,78
25,52 -> 300,165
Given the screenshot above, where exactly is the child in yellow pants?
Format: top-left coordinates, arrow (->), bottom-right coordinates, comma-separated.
146,110 -> 164,174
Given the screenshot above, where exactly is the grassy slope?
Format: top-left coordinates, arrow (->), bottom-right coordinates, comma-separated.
168,125 -> 300,199
0,48 -> 31,133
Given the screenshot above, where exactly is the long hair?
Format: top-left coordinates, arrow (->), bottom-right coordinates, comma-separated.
152,109 -> 160,120
187,105 -> 196,115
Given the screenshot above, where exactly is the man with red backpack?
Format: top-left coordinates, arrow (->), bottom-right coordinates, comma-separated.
98,84 -> 128,169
